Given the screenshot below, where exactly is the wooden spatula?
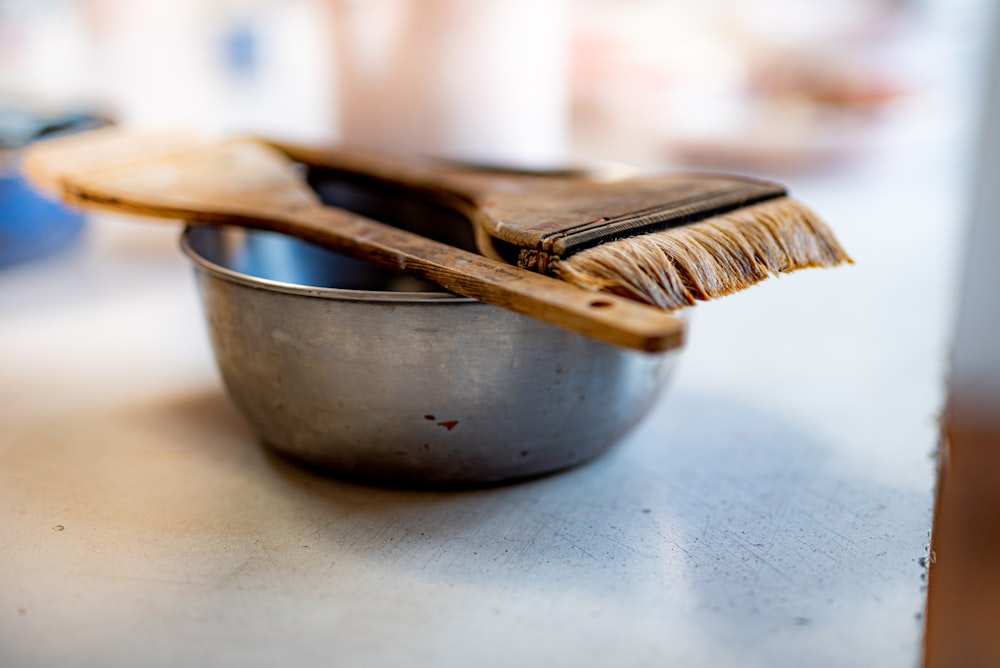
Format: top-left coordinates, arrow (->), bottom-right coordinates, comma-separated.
22,129 -> 684,352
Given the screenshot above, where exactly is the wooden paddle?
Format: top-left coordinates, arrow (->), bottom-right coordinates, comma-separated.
22,129 -> 685,353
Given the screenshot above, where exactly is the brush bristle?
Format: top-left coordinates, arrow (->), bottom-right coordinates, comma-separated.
552,198 -> 852,310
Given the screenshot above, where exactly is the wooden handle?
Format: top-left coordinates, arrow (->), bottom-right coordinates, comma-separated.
278,206 -> 685,353
267,139 -> 561,213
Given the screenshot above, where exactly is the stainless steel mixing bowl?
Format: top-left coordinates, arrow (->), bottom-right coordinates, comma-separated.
180,174 -> 683,484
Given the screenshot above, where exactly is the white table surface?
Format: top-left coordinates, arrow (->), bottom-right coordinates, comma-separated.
0,26 -> 983,668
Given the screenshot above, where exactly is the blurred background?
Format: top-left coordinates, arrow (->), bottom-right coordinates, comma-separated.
1,0 -> 992,262
2,0 -> 998,665
0,0 -> 989,168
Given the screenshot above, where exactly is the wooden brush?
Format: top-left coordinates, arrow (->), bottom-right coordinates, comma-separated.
20,128 -> 685,353
269,141 -> 852,310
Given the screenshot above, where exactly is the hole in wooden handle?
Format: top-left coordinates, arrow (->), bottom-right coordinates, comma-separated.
588,299 -> 614,309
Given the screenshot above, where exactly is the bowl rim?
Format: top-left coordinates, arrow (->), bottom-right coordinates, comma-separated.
180,225 -> 475,304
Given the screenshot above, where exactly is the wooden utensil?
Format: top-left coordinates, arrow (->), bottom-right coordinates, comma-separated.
22,129 -> 684,352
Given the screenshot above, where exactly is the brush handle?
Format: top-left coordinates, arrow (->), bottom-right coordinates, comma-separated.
279,206 -> 685,353
267,139 -> 562,214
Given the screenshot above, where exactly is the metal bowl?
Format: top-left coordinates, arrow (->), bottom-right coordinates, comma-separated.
180,175 -> 683,485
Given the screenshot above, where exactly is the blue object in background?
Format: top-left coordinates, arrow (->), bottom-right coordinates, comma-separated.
0,108 -> 109,269
0,171 -> 86,268
222,19 -> 259,79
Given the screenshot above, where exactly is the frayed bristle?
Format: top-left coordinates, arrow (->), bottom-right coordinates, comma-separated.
552,198 -> 852,310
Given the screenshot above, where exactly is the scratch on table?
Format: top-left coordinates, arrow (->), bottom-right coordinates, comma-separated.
548,527 -> 600,562
825,526 -> 867,560
729,531 -> 798,586
791,534 -> 865,578
649,527 -> 693,560
258,538 -> 281,572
